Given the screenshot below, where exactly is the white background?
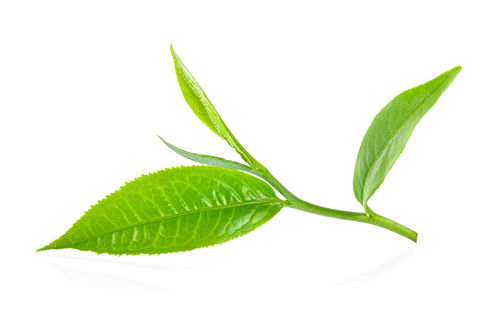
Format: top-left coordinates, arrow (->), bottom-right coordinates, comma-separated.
1,0 -> 499,309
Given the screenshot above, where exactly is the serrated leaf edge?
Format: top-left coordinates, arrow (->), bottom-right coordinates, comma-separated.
38,165 -> 284,255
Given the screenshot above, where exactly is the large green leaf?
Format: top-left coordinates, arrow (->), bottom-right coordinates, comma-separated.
38,166 -> 282,255
353,66 -> 461,209
170,45 -> 263,170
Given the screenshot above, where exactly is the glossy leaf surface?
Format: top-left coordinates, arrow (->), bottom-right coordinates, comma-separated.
353,66 -> 461,206
170,45 -> 262,169
39,166 -> 282,255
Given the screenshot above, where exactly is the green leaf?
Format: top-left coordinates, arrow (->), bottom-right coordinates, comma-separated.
158,136 -> 259,175
38,166 -> 282,255
170,45 -> 264,171
353,66 -> 461,209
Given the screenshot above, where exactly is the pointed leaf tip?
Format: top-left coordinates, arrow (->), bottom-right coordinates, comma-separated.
36,245 -> 51,252
38,166 -> 282,255
353,66 -> 461,206
158,136 -> 256,174
169,46 -> 264,170
446,65 -> 462,80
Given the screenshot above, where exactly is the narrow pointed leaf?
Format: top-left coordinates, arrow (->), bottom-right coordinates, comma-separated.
353,66 -> 461,207
39,166 -> 282,255
170,45 -> 262,170
158,136 -> 258,174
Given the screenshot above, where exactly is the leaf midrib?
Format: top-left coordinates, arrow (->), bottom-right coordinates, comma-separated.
63,198 -> 283,248
174,55 -> 252,165
359,77 -> 453,204
175,57 -> 227,140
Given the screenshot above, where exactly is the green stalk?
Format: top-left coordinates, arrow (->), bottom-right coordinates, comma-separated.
257,170 -> 417,242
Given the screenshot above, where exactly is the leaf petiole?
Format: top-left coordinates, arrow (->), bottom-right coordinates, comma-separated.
159,138 -> 417,242
259,171 -> 418,242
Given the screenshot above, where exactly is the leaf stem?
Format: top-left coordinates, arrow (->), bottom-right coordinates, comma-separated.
259,171 -> 418,242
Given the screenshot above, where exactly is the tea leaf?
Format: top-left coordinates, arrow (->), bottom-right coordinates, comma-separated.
158,136 -> 258,174
38,166 -> 282,255
170,45 -> 264,170
353,66 -> 461,208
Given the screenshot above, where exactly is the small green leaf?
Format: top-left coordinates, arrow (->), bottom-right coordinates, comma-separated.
353,66 -> 461,209
170,45 -> 264,171
38,166 -> 282,255
158,136 -> 258,175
